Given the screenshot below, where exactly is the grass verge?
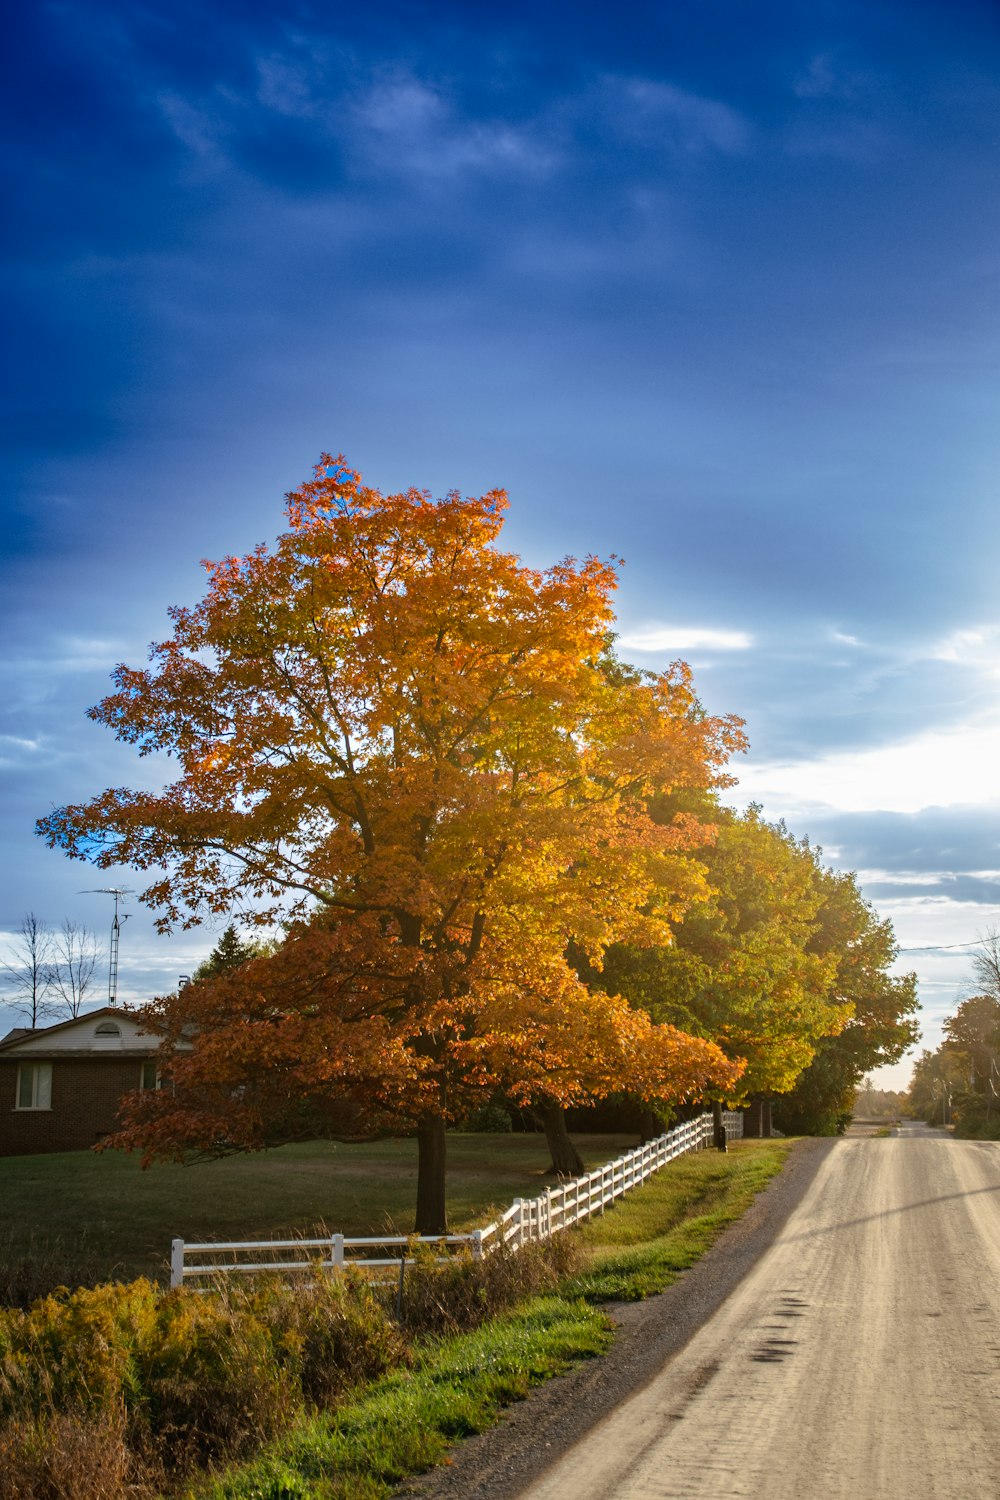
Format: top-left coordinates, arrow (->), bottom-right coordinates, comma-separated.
567,1138 -> 793,1301
184,1140 -> 793,1500
192,1298 -> 611,1500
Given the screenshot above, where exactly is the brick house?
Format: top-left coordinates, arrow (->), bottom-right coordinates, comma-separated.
0,1007 -> 180,1156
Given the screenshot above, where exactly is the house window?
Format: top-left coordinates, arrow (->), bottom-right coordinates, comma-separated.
16,1063 -> 52,1110
95,1020 -> 121,1037
140,1062 -> 161,1091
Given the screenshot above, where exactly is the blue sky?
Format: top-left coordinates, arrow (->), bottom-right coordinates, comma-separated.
4,0 -> 1000,1085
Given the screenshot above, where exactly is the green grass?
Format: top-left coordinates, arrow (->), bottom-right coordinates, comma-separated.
0,1133 -> 637,1291
182,1140 -> 792,1500
192,1299 -> 612,1500
566,1138 -> 793,1300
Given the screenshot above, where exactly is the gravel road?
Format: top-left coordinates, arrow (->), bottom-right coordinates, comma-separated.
404,1126 -> 1000,1500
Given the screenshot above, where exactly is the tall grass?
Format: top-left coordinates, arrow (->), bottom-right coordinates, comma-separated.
0,1238 -> 579,1498
0,1225 -> 124,1309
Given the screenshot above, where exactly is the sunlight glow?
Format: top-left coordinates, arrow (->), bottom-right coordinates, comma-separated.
735,719 -> 1000,816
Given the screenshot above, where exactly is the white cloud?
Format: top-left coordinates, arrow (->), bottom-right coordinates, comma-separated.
619,626 -> 753,653
0,635 -> 126,679
925,625 -> 1000,672
607,77 -> 751,154
348,72 -> 558,180
792,52 -> 873,102
156,91 -> 232,170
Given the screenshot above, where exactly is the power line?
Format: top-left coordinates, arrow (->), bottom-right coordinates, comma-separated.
897,936 -> 999,953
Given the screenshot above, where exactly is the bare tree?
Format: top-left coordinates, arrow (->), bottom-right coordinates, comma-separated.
1,912 -> 54,1028
971,929 -> 1000,1002
50,920 -> 100,1019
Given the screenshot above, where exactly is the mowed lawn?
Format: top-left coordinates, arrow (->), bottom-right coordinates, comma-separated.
0,1132 -> 636,1291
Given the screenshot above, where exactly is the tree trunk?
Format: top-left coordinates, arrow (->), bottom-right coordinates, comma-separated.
742,1096 -> 772,1138
638,1107 -> 661,1144
415,1114 -> 448,1234
712,1100 -> 728,1151
535,1101 -> 586,1176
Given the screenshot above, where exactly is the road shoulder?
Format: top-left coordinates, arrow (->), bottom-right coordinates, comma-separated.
398,1136 -> 834,1500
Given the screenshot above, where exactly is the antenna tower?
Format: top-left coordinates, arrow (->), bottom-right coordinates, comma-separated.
81,889 -> 133,1005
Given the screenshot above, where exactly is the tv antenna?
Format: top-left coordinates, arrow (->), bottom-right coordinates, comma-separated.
81,888 -> 134,1006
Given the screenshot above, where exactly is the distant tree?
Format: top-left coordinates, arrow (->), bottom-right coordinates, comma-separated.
1,912 -> 54,1027
903,946 -> 1000,1133
773,868 -> 919,1135
911,956 -> 1000,1137
853,1082 -> 905,1120
49,920 -> 100,1019
194,924 -> 271,981
907,1045 -> 966,1127
585,804 -> 847,1103
942,993 -> 1000,1087
969,930 -> 1000,1003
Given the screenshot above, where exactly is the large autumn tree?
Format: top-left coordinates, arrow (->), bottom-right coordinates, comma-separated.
38,457 -> 744,1230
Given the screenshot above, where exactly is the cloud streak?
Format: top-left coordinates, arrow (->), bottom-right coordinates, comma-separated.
620,626 -> 752,653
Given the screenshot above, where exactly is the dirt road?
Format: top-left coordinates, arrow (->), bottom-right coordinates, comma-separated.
517,1124 -> 1000,1500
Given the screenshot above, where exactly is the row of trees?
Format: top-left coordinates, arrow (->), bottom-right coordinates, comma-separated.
907,935 -> 1000,1134
579,797 -> 919,1142
854,1078 -> 906,1120
1,913 -> 102,1026
36,457 -> 919,1229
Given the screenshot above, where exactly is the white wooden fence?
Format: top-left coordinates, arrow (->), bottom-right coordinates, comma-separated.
169,1110 -> 743,1289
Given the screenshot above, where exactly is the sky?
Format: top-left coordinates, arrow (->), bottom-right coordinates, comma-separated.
3,0 -> 1000,1089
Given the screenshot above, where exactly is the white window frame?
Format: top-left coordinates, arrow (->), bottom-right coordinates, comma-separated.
15,1062 -> 53,1111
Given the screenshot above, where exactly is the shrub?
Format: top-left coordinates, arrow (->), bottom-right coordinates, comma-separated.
0,1280 -> 159,1422
135,1287 -> 291,1468
0,1408 -> 159,1500
0,1231 -> 583,1491
458,1102 -> 513,1133
248,1271 -> 407,1408
398,1233 -> 581,1336
952,1092 -> 1000,1139
0,1227 -> 121,1312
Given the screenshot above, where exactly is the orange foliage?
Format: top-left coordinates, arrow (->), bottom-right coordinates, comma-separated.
40,458 -> 745,1213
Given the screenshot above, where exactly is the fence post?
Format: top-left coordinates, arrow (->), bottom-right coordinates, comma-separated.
472,1228 -> 484,1261
170,1238 -> 185,1290
513,1198 -> 525,1248
331,1233 -> 345,1270
396,1248 -> 406,1321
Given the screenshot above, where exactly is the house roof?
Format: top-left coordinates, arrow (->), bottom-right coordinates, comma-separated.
0,1006 -> 171,1057
0,1027 -> 32,1046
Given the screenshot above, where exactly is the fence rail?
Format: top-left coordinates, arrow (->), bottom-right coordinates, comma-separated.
169,1109 -> 743,1288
